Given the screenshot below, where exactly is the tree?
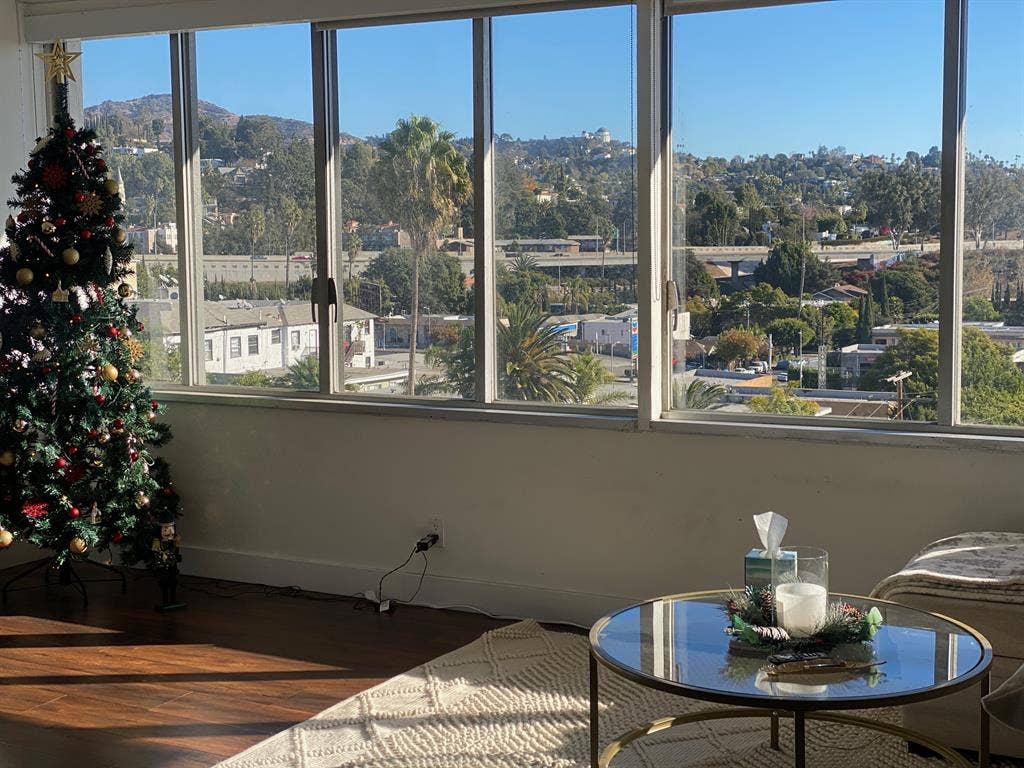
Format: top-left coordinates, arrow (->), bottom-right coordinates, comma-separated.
713,328 -> 761,369
824,301 -> 858,347
690,189 -> 739,246
279,196 -> 302,298
856,160 -> 940,248
675,378 -> 725,409
964,156 -> 1014,249
748,387 -> 820,416
234,116 -> 282,161
870,267 -> 936,317
682,248 -> 717,299
766,318 -> 814,353
859,329 -> 938,420
422,328 -> 476,398
753,240 -> 832,297
855,295 -> 876,343
497,302 -> 576,401
963,296 -> 1001,322
280,356 -> 319,390
0,71 -> 181,574
363,248 -> 469,316
568,351 -> 627,405
372,116 -> 472,394
243,207 -> 266,294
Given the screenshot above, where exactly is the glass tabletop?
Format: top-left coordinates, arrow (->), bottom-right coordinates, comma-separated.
591,591 -> 992,709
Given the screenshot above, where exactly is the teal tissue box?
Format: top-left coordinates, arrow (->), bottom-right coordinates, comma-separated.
744,548 -> 797,591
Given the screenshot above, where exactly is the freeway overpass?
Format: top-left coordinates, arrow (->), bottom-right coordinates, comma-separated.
135,239 -> 1022,284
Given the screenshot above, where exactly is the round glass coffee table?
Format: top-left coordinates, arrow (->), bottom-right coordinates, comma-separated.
589,591 -> 992,768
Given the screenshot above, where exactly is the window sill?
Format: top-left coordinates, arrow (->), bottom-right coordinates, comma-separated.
151,387 -> 638,431
653,412 -> 1024,453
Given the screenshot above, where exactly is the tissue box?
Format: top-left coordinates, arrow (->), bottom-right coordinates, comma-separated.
744,548 -> 798,591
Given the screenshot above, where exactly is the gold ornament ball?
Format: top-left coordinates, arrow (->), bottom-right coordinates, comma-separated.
41,220 -> 56,234
61,247 -> 80,265
0,530 -> 13,549
113,228 -> 127,245
117,283 -> 133,298
104,178 -> 120,196
29,322 -> 46,340
134,492 -> 150,509
69,537 -> 88,555
13,419 -> 28,433
101,363 -> 119,382
0,450 -> 14,466
97,431 -> 110,444
15,267 -> 33,286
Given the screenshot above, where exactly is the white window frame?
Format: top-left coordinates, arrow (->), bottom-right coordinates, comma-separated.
59,0 -> 1024,449
229,337 -> 242,358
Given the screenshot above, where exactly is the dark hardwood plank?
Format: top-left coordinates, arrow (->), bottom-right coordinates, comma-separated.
0,560 -> 507,768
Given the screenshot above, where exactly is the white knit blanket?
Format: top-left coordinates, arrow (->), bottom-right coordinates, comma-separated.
872,532 -> 1024,604
213,619 -> 1009,768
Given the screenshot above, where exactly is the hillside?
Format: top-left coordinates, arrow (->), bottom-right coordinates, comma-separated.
84,93 -> 314,141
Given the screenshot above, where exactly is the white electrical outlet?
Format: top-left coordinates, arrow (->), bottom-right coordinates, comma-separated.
428,517 -> 445,548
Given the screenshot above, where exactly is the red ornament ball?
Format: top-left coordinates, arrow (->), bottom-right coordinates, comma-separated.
129,451 -> 140,462
74,191 -> 86,204
40,367 -> 52,375
107,326 -> 119,338
68,446 -> 79,456
151,400 -> 159,409
94,394 -> 106,404
54,458 -> 68,469
104,216 -> 115,227
70,314 -> 82,325
112,532 -> 124,543
80,229 -> 92,240
64,128 -> 75,138
69,507 -> 80,519
137,322 -> 145,332
112,418 -> 125,430
161,487 -> 173,497
55,217 -> 66,226
88,428 -> 99,439
96,159 -> 106,170
16,212 -> 29,224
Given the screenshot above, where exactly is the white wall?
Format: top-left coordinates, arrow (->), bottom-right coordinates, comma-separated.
161,401 -> 1023,626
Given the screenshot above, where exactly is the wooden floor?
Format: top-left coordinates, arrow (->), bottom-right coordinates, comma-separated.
0,559 -> 506,768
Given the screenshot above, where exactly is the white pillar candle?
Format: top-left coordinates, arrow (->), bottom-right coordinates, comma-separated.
776,582 -> 827,637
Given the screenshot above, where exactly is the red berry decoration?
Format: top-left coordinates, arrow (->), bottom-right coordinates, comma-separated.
81,229 -> 92,239
54,457 -> 68,469
74,191 -> 86,204
70,314 -> 82,325
69,507 -> 80,519
107,326 -> 119,338
64,127 -> 75,138
95,394 -> 106,404
55,217 -> 66,226
129,451 -> 139,462
112,532 -> 124,543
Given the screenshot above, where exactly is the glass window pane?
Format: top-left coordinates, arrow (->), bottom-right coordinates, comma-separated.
195,24 -> 317,389
670,0 -> 943,421
959,0 -> 1024,428
82,35 -> 179,383
492,5 -> 638,407
336,21 -> 473,398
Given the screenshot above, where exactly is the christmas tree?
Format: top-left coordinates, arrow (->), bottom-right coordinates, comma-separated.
0,41 -> 181,585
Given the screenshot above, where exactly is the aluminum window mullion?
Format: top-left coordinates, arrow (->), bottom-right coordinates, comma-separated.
637,0 -> 666,429
937,0 -> 968,427
473,17 -> 497,404
169,32 -> 204,387
312,27 -> 340,395
666,0 -> 830,14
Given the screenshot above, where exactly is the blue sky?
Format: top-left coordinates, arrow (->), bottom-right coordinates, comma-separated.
82,0 -> 1022,161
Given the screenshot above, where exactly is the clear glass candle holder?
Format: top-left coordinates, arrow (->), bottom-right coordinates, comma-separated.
773,547 -> 829,637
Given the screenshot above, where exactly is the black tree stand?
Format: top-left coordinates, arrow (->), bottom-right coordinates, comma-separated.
1,556 -> 127,607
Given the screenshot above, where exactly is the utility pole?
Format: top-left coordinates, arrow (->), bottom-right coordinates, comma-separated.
886,370 -> 913,421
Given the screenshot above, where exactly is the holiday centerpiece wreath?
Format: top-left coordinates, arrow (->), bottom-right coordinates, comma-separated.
725,585 -> 884,653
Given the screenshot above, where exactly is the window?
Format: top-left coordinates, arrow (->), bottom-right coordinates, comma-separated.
271,328 -> 282,345
335,19 -> 473,398
204,339 -> 214,361
669,0 -> 943,422
81,35 -> 179,383
196,24 -> 317,390
959,0 -> 1024,428
492,5 -> 638,407
229,337 -> 242,358
291,330 -> 301,350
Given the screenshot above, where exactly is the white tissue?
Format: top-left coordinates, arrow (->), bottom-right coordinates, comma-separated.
754,511 -> 788,559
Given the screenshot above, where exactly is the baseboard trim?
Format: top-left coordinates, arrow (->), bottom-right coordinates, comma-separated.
180,545 -> 638,628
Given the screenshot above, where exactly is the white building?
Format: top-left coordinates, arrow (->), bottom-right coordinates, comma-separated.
135,299 -> 376,378
127,222 -> 178,254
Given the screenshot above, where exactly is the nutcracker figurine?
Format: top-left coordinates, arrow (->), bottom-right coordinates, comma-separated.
152,521 -> 185,612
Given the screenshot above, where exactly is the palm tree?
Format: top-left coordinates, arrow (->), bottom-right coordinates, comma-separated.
280,197 -> 302,299
498,302 -> 576,402
569,350 -> 628,404
280,355 -> 319,390
372,116 -> 472,395
244,207 -> 266,298
674,378 -> 726,409
509,253 -> 538,274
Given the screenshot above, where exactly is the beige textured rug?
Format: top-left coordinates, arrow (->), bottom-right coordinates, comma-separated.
214,619 -> 980,767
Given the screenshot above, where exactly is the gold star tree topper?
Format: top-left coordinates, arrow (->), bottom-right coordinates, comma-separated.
35,39 -> 81,83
